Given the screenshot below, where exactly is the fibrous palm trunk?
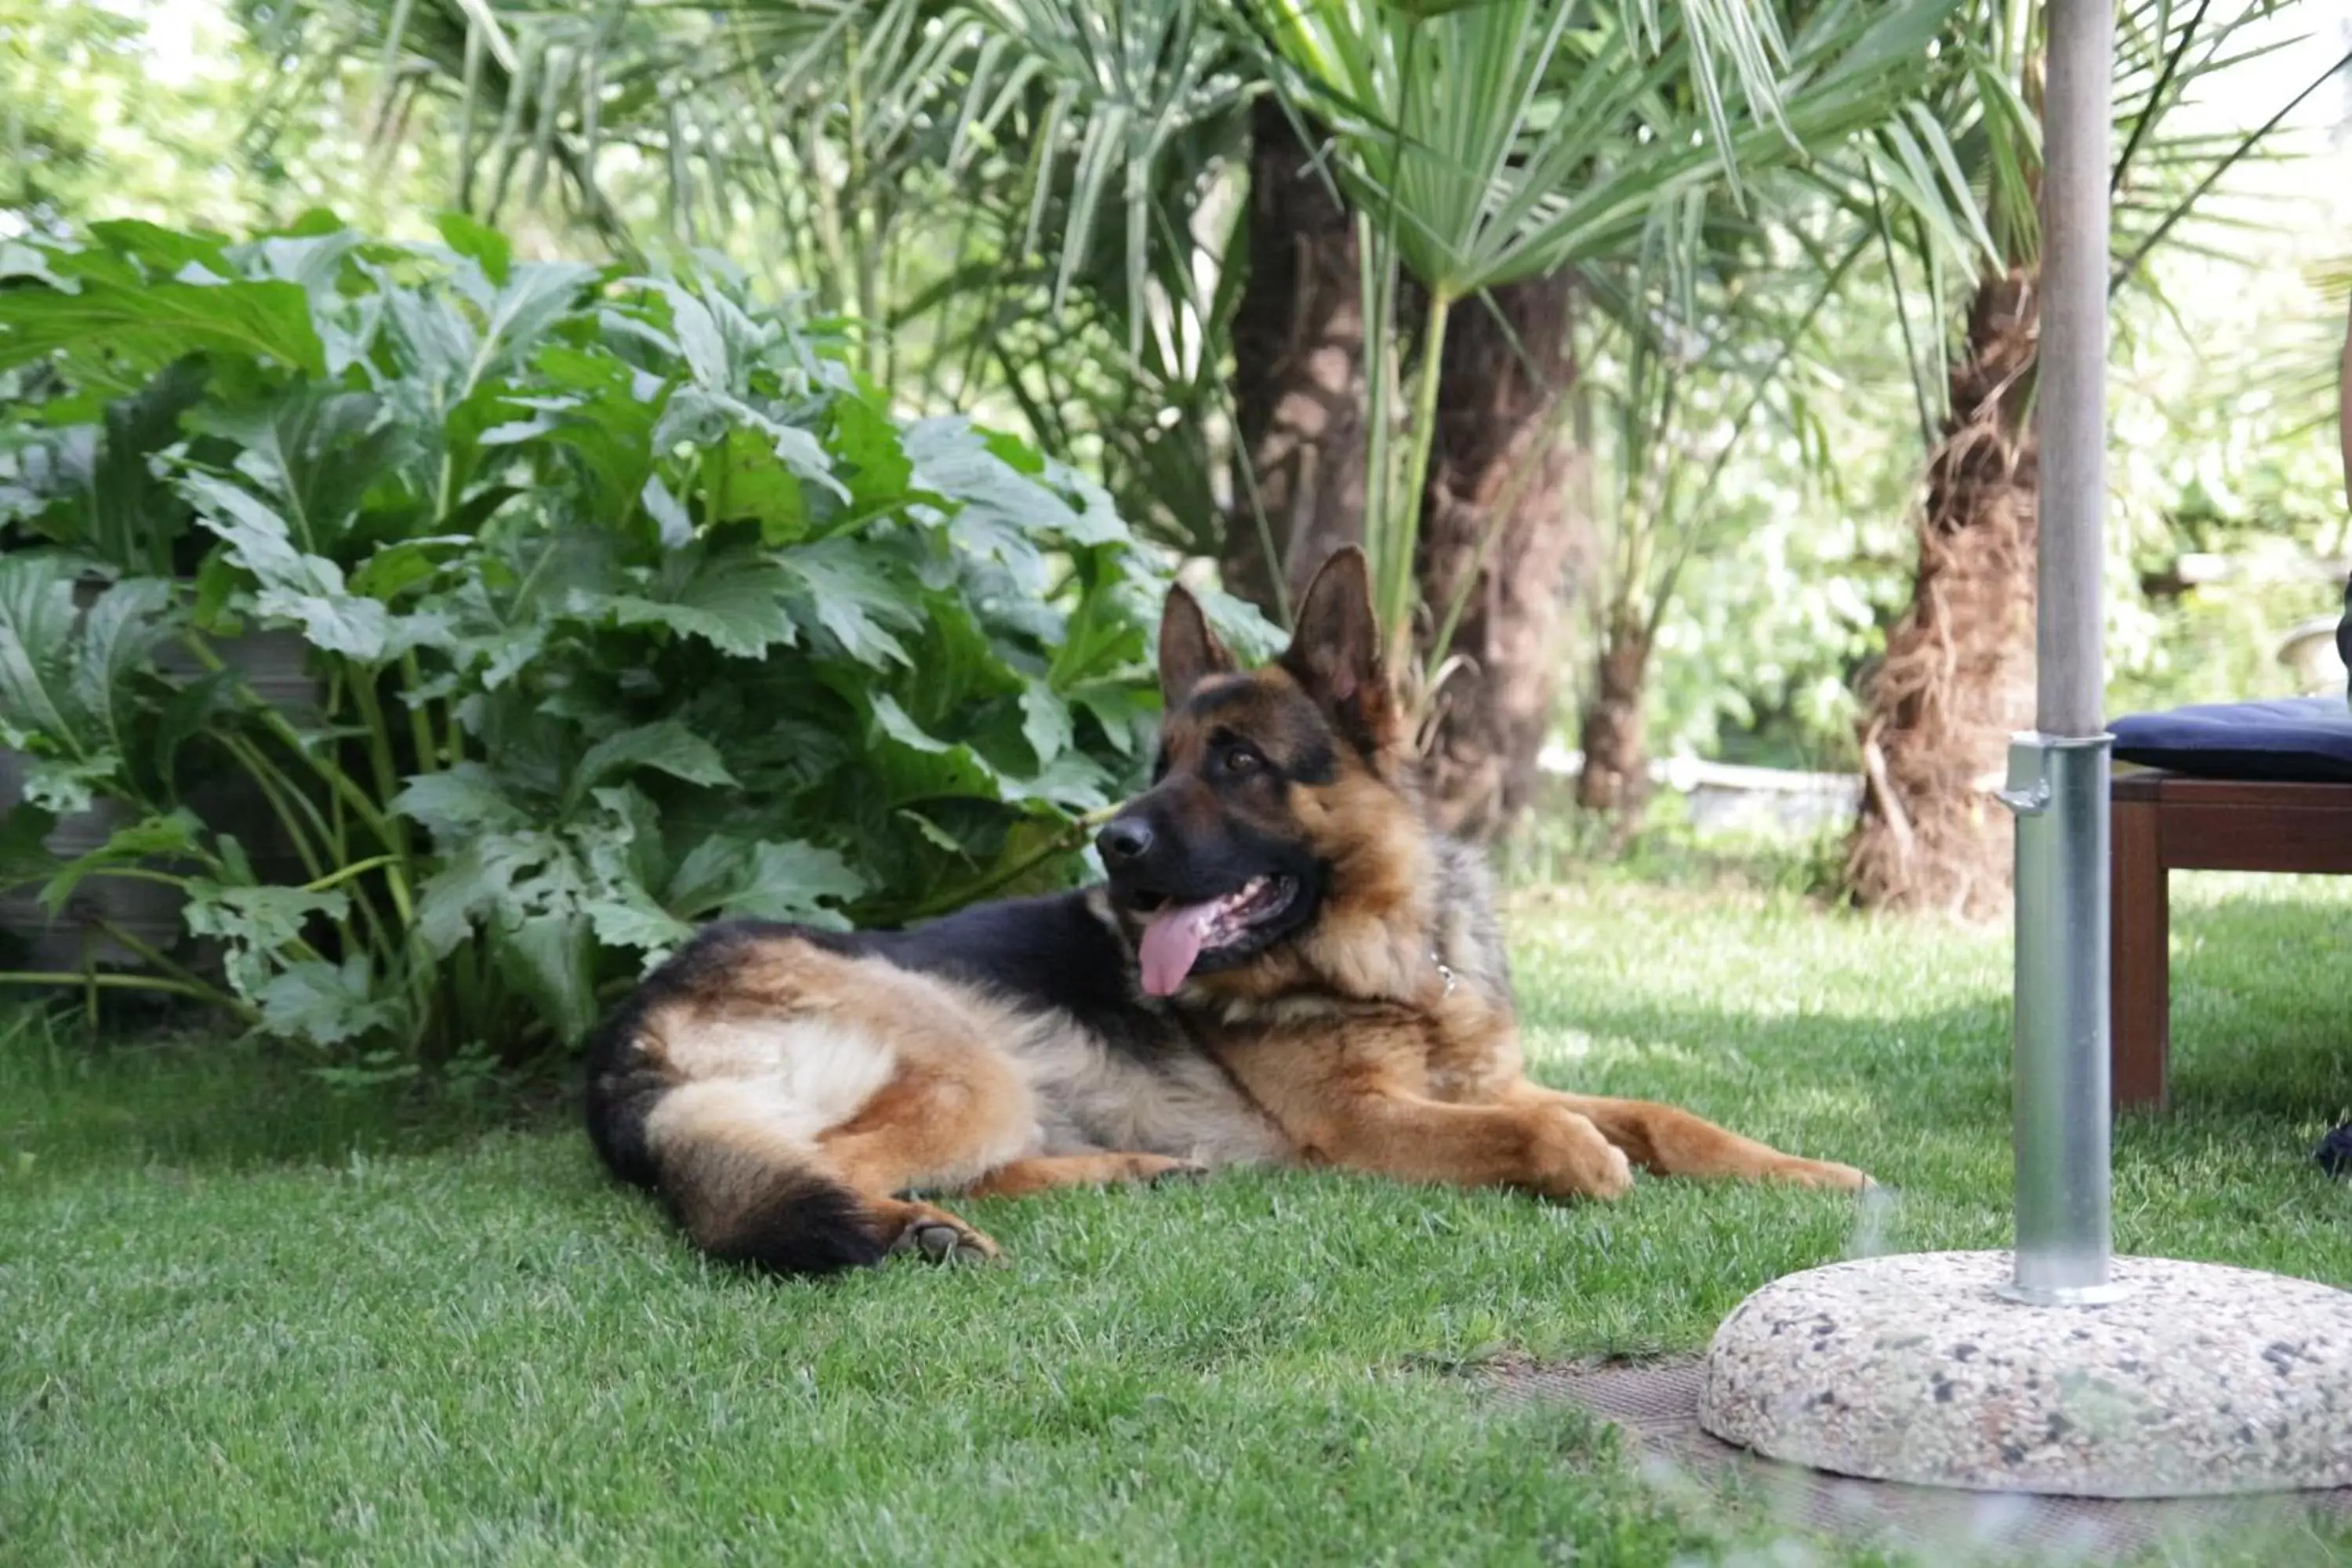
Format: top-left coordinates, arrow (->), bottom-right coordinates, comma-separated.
1846,269 -> 2041,919
1416,275 -> 1587,837
1222,100 -> 1369,615
1225,106 -> 1585,840
1575,604 -> 1652,818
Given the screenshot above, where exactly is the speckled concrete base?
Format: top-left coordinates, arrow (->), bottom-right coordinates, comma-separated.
1700,1251 -> 2352,1497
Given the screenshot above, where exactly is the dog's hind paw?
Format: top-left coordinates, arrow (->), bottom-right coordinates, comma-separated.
887,1206 -> 1001,1265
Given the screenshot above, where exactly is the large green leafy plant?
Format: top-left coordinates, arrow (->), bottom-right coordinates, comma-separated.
0,218 -> 1269,1064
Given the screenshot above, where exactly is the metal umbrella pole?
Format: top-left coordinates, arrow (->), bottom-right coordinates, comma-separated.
1994,0 -> 2125,1308
1697,0 -> 2352,1497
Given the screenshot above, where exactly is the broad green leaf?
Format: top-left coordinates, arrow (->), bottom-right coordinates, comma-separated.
831,396 -> 914,511
654,387 -> 848,504
1005,753 -> 1116,813
187,388 -> 397,555
867,692 -> 1004,806
251,587 -> 394,662
702,426 -> 811,546
350,535 -> 477,601
236,229 -> 365,305
1194,584 -> 1287,662
583,894 -> 696,960
82,220 -> 234,278
978,427 -> 1047,477
782,539 -> 920,667
0,277 -> 326,376
433,260 -> 602,404
434,211 -> 514,285
36,810 -> 202,911
473,263 -> 602,389
640,279 -> 730,390
19,753 -> 122,815
393,763 -> 531,837
255,957 -> 401,1047
895,809 -> 971,857
0,800 -> 60,887
89,357 -> 211,573
1018,684 -> 1075,769
870,691 -> 957,756
181,880 -> 350,1002
180,473 -> 393,661
902,416 -> 1069,585
1043,462 -> 1131,548
499,909 -> 598,1045
640,474 -> 695,547
887,589 -> 1026,731
0,554 -> 85,744
67,578 -> 174,764
1072,683 -> 1160,762
414,829 -> 562,956
666,834 -> 755,920
503,347 -> 661,523
599,557 -> 801,659
0,241 -> 74,290
719,840 -> 868,927
566,721 -> 738,811
584,784 -> 673,901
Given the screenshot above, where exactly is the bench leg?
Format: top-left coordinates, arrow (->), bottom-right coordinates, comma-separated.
2111,794 -> 2169,1111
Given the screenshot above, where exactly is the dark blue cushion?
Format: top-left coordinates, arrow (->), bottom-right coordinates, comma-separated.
2111,697 -> 2352,783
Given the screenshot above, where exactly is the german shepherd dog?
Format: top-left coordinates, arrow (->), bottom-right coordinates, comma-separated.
585,549 -> 1867,1273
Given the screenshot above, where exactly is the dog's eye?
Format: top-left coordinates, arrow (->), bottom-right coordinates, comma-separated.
1221,743 -> 1265,776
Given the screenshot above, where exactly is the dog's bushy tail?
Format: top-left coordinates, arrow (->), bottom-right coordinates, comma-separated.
588,1054 -> 885,1276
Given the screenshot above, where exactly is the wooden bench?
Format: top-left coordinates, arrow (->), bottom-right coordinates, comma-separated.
2111,300 -> 2350,1112
2111,769 -> 2352,1109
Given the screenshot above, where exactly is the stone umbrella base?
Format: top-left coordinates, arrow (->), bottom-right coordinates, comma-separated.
1700,1251 -> 2352,1497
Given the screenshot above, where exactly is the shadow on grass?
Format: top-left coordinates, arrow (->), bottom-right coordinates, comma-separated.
2164,891 -> 2352,1124
0,1004 -> 575,1178
5,888 -> 2343,1181
1533,993 -> 2013,1117
1544,891 -> 2350,1135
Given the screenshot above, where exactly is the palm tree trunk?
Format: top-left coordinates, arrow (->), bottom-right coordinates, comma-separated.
1223,100 -> 1368,615
1846,269 -> 2041,919
1226,108 -> 1586,841
1415,275 -> 1588,838
1574,603 -> 1652,818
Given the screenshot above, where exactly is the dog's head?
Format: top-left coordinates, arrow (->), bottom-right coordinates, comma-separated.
1099,548 -> 1428,999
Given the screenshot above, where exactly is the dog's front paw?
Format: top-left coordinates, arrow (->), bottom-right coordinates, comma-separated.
1525,1107 -> 1634,1202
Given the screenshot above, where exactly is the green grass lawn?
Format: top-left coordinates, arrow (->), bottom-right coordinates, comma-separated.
5,870 -> 2351,1566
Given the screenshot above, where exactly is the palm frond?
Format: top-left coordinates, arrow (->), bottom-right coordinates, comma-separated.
1247,0 -> 1958,301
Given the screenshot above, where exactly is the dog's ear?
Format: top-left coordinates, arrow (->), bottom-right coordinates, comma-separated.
1158,583 -> 1235,707
1279,546 -> 1396,751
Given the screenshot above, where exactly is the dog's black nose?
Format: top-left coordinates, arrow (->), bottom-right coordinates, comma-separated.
1097,819 -> 1154,866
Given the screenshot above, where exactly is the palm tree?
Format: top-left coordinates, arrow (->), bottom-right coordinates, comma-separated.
1568,196 -> 1876,822
1843,0 -> 2350,916
252,0 -> 1956,837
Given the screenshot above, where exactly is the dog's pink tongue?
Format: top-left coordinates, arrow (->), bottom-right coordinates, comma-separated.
1138,902 -> 1218,996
